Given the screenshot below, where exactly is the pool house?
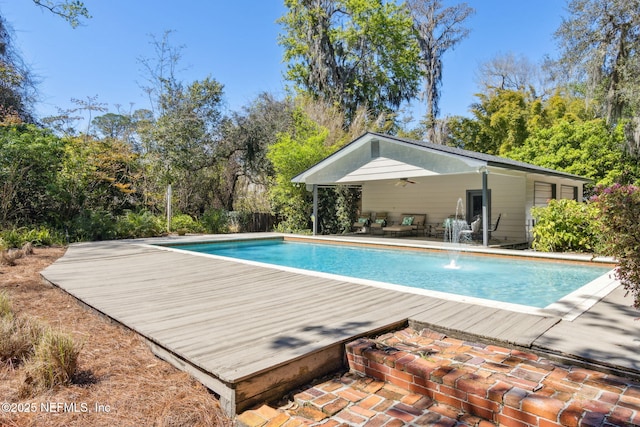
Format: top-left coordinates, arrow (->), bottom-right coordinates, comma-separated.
292,132 -> 591,246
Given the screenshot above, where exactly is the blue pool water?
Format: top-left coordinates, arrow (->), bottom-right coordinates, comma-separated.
169,239 -> 612,308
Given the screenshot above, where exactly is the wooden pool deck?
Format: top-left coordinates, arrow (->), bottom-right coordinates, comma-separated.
40,233 -> 639,416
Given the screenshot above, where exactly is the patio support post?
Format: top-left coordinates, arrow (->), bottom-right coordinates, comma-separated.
312,184 -> 318,236
482,170 -> 488,246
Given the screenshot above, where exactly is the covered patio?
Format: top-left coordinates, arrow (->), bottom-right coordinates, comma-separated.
292,132 -> 591,246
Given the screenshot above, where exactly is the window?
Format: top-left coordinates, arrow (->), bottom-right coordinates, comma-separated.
560,185 -> 578,201
534,182 -> 556,206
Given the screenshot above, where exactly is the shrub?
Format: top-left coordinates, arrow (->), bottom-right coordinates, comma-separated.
0,316 -> 45,366
0,226 -> 63,248
171,214 -> 204,235
1,249 -> 24,266
0,291 -> 12,318
530,199 -> 602,253
20,328 -> 81,397
68,209 -> 118,241
592,184 -> 640,308
115,210 -> 164,239
200,208 -> 229,234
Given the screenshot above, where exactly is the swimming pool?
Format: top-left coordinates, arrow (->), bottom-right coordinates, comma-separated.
166,238 -> 613,309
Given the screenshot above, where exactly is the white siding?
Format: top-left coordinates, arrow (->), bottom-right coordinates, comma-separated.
361,172 -> 527,242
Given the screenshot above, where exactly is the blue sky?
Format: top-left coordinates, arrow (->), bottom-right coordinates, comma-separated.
1,0 -> 567,123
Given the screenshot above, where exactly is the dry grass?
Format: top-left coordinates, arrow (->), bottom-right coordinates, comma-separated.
0,247 -> 233,427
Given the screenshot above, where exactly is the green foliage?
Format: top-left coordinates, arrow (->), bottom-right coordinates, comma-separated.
171,214 -> 204,234
54,135 -> 141,226
592,184 -> 640,308
0,124 -> 66,227
115,211 -> 164,239
68,209 -> 117,241
32,0 -> 91,28
530,199 -> 602,253
279,0 -> 421,124
0,226 -> 63,248
268,109 -> 338,232
508,119 -> 626,186
200,208 -> 229,234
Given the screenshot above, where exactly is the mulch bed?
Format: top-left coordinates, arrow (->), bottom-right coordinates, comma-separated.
0,247 -> 232,427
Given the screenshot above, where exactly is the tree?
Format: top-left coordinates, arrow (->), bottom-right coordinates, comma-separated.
0,16 -> 37,123
32,0 -> 91,28
137,31 -> 228,215
553,0 -> 640,129
0,124 -> 65,227
592,184 -> 640,308
268,96 -> 374,233
405,0 -> 474,142
475,52 -> 546,96
278,0 -> 422,126
447,89 -> 530,154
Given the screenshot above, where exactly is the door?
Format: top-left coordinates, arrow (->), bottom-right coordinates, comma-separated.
466,189 -> 491,224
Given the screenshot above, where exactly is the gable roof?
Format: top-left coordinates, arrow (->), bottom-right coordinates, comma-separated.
292,132 -> 590,185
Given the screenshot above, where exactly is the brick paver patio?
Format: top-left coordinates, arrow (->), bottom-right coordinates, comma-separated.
237,327 -> 640,427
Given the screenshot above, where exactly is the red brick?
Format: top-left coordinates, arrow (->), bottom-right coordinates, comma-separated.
488,380 -> 513,403
620,387 -> 640,409
468,393 -> 500,417
386,374 -> 411,390
430,366 -> 455,384
442,368 -> 468,387
559,401 -> 584,427
502,404 -> 538,425
385,419 -> 407,427
408,382 -> 430,396
334,409 -> 366,425
538,419 -> 563,427
438,383 -> 467,401
503,387 -> 529,408
457,376 -> 493,397
580,411 -> 606,427
421,329 -> 446,340
400,393 -> 422,405
389,367 -> 414,382
521,394 -> 565,422
607,405 -> 633,424
358,394 -> 383,410
346,338 -> 374,356
363,413 -> 390,427
369,361 -> 391,375
336,388 -> 368,402
363,348 -> 388,364
597,390 -> 619,405
364,366 -> 386,381
386,407 -> 417,422
432,390 -> 464,410
496,412 -> 532,427
511,349 -> 539,361
406,357 -> 438,378
382,350 -> 407,368
348,404 -> 377,418
583,398 -> 613,414
322,397 -> 349,416
394,353 -> 417,370
429,402 -> 461,419
463,400 -> 495,422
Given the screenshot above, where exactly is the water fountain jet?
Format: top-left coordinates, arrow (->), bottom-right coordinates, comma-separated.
444,198 -> 470,269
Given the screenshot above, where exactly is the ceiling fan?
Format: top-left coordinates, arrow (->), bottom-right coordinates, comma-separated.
395,178 -> 417,187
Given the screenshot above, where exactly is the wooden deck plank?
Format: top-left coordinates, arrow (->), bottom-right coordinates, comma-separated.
41,235 -> 634,415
